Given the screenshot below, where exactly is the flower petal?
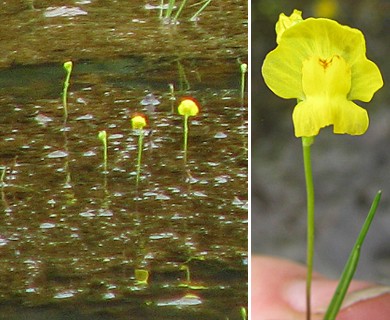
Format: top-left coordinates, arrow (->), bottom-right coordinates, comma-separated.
281,18 -> 366,67
292,99 -> 368,137
262,18 -> 371,101
262,49 -> 304,99
332,100 -> 369,134
275,9 -> 303,44
349,58 -> 384,102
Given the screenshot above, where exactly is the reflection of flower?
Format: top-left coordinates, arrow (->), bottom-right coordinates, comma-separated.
262,11 -> 383,137
131,114 -> 147,130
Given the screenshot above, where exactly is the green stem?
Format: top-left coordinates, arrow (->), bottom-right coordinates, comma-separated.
62,63 -> 72,122
159,0 -> 164,19
173,0 -> 188,22
165,0 -> 175,18
240,63 -> 247,102
190,0 -> 212,21
103,137 -> 107,173
183,115 -> 189,163
136,130 -> 144,187
302,136 -> 315,320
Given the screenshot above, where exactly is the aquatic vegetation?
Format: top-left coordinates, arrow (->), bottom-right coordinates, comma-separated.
62,61 -> 73,122
239,61 -> 247,102
98,130 -> 108,173
26,0 -> 35,10
179,256 -> 207,290
162,0 -> 212,23
172,0 -> 188,22
190,0 -> 212,21
131,113 -> 147,186
0,166 -> 6,187
177,98 -> 200,163
168,83 -> 176,113
0,2 -> 247,316
240,306 -> 247,320
261,9 -> 383,319
177,60 -> 191,92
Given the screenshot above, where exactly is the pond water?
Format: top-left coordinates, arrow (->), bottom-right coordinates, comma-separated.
0,1 -> 248,319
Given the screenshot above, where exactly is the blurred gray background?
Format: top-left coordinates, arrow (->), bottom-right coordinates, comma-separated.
251,0 -> 390,284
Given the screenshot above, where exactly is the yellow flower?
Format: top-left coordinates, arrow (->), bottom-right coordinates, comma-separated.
178,98 -> 200,117
262,13 -> 383,137
131,114 -> 147,130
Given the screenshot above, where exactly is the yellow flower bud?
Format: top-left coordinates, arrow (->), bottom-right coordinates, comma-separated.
63,61 -> 73,73
178,98 -> 200,117
131,114 -> 147,130
98,130 -> 107,141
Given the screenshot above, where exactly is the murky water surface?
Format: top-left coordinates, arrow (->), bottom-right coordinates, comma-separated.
0,1 -> 248,319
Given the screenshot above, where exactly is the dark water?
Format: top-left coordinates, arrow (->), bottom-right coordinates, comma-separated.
0,1 -> 248,319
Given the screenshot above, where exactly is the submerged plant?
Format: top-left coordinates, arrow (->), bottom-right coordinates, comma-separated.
177,60 -> 190,92
179,256 -> 207,289
178,98 -> 200,163
98,130 -> 108,173
62,61 -> 73,122
261,9 -> 383,319
131,113 -> 147,186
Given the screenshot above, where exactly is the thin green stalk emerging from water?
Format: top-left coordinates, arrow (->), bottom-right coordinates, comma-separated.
182,114 -> 189,162
240,62 -> 247,102
62,61 -> 73,122
131,114 -> 147,187
302,136 -> 315,320
178,99 -> 200,164
98,130 -> 108,173
173,0 -> 188,21
190,0 -> 212,21
165,0 -> 175,19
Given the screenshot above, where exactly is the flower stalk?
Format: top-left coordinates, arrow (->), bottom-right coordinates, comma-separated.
131,114 -> 147,187
178,98 -> 200,164
302,136 -> 315,320
62,61 -> 73,122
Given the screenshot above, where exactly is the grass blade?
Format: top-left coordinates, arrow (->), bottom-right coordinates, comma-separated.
324,190 -> 382,319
